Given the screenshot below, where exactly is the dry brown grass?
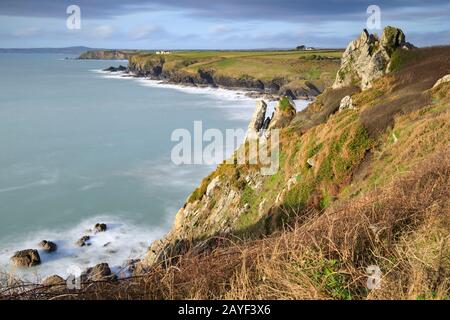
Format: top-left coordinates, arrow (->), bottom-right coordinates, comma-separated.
3,151 -> 448,300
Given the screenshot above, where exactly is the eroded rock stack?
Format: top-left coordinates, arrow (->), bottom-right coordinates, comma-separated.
333,26 -> 415,90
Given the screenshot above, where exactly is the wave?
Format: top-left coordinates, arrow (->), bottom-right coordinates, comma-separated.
0,215 -> 165,282
0,171 -> 59,193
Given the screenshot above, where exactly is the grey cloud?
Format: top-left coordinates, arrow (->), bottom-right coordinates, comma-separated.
1,0 -> 449,22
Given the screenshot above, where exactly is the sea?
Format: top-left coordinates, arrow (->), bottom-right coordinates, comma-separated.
0,53 -> 308,281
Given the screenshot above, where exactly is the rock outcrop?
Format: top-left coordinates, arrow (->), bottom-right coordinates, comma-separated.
10,249 -> 41,267
432,74 -> 450,89
333,26 -> 414,90
267,96 -> 297,130
246,100 -> 267,140
339,95 -> 354,111
94,223 -> 107,233
39,240 -> 57,253
103,65 -> 127,72
76,235 -> 91,247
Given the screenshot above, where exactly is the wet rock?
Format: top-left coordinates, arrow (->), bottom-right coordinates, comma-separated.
10,249 -> 41,267
76,235 -> 91,247
39,240 -> 57,253
94,223 -> 107,233
103,65 -> 127,72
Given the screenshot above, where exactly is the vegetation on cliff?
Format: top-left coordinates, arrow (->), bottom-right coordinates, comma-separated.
3,29 -> 449,300
127,50 -> 342,98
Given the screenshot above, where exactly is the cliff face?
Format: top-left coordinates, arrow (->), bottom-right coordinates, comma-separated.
127,53 -> 333,99
137,27 -> 450,275
78,50 -> 136,60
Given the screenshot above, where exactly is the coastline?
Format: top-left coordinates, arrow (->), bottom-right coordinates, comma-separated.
2,64 -> 311,285
94,68 -> 282,102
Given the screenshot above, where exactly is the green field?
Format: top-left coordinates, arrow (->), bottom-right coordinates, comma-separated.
129,49 -> 343,91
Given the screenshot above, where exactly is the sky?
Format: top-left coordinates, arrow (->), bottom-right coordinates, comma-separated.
0,0 -> 449,49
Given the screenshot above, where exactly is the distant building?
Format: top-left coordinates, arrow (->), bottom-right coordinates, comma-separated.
296,45 -> 306,50
306,47 -> 315,50
156,51 -> 171,55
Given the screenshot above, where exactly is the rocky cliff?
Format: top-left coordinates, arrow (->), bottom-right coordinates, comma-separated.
136,27 -> 449,280
78,50 -> 136,60
127,53 -> 332,100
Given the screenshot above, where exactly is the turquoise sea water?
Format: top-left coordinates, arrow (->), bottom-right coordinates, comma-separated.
0,53 -> 260,279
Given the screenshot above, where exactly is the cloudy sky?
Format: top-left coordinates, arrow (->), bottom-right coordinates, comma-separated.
1,0 -> 449,49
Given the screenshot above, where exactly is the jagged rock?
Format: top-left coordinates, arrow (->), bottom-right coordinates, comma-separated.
307,158 -> 315,168
81,263 -> 117,282
333,26 -> 413,90
76,235 -> 90,247
262,117 -> 271,130
432,74 -> 450,89
339,95 -> 354,111
10,249 -> 41,267
103,65 -> 127,72
206,176 -> 221,197
246,100 -> 267,140
39,240 -> 57,253
267,96 -> 297,130
94,223 -> 107,233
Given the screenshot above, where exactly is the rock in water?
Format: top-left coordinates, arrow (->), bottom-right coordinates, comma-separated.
10,249 -> 41,267
339,95 -> 354,111
267,96 -> 296,130
76,235 -> 90,247
81,263 -> 117,282
94,223 -> 107,233
333,26 -> 413,90
246,100 -> 267,140
39,240 -> 57,253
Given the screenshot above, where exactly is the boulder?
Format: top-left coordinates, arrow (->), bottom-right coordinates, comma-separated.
42,275 -> 66,287
246,100 -> 267,140
333,26 -> 413,90
267,96 -> 297,130
75,235 -> 90,247
39,240 -> 57,253
339,95 -> 354,111
94,223 -> 107,233
432,74 -> 450,89
81,263 -> 117,282
10,249 -> 41,267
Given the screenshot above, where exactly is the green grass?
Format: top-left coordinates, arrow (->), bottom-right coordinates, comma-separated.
129,49 -> 343,84
389,48 -> 418,72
